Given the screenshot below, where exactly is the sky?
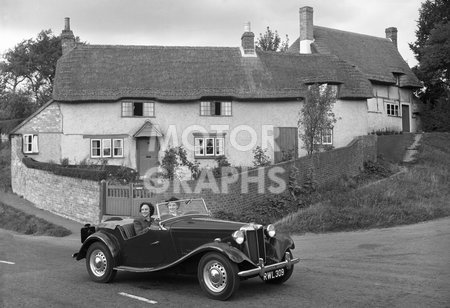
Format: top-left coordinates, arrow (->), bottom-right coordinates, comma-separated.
1,0 -> 424,67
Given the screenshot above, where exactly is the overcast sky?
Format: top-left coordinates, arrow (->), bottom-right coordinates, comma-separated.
1,0 -> 423,66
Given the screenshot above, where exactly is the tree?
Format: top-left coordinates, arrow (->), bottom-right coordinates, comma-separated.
298,84 -> 337,156
1,29 -> 62,107
256,26 -> 289,52
410,0 -> 450,131
0,92 -> 33,120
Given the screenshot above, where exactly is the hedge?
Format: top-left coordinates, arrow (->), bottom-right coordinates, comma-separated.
22,157 -> 137,182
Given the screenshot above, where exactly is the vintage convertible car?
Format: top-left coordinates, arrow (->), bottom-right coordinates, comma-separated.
73,198 -> 299,300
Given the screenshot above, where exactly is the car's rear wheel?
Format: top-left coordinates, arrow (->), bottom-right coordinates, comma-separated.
86,242 -> 117,283
197,252 -> 240,300
263,249 -> 294,284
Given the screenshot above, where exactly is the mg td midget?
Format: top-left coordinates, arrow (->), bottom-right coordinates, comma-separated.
73,198 -> 299,300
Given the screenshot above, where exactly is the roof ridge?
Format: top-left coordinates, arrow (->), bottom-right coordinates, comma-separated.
314,25 -> 390,41
77,44 -> 240,50
257,50 -> 337,58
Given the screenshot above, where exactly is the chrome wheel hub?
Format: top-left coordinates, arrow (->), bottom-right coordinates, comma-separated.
90,249 -> 107,277
203,261 -> 227,292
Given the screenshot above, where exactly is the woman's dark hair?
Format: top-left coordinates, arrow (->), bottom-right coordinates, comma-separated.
140,202 -> 154,216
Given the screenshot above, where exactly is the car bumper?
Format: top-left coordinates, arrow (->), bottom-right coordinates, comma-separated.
237,251 -> 300,278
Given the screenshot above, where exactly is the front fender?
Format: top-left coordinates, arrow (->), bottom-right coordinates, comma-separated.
74,231 -> 120,262
190,241 -> 253,264
266,233 -> 296,261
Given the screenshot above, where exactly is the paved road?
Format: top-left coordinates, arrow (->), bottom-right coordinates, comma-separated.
1,218 -> 449,307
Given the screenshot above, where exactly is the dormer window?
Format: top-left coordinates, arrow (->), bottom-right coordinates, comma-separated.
122,101 -> 155,117
200,101 -> 232,116
393,73 -> 401,86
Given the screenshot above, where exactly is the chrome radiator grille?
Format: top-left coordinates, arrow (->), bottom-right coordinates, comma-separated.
245,227 -> 266,264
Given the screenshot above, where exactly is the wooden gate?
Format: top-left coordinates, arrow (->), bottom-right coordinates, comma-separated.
101,181 -> 158,217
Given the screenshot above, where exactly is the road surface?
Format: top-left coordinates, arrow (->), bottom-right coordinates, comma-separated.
1,218 -> 449,307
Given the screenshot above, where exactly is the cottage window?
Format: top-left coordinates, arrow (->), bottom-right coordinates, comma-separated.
122,102 -> 154,117
194,137 -> 225,157
386,101 -> 399,116
23,134 -> 39,154
113,139 -> 123,157
91,139 -> 101,158
102,139 -> 111,157
200,101 -> 232,116
91,138 -> 124,158
321,128 -> 333,145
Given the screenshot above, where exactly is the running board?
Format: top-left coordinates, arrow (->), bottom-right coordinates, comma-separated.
114,266 -> 157,273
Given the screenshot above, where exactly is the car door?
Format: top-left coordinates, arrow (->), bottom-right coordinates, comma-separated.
122,230 -> 165,267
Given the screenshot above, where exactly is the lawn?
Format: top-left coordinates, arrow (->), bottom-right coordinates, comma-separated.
0,202 -> 71,237
377,133 -> 415,163
275,132 -> 450,234
0,141 -> 71,237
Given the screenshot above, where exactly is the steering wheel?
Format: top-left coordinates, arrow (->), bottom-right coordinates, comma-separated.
160,214 -> 173,220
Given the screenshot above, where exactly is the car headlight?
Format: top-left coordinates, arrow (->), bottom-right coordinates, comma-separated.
265,224 -> 276,238
232,230 -> 245,244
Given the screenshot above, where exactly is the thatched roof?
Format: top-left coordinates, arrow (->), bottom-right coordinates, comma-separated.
53,44 -> 373,102
289,26 -> 421,88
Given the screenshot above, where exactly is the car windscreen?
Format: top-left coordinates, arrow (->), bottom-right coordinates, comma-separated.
157,199 -> 208,218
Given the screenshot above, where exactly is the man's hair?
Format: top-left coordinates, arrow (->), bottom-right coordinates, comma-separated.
165,197 -> 179,202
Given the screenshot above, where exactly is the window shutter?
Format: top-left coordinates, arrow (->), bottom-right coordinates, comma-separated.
32,135 -> 39,153
22,135 -> 27,153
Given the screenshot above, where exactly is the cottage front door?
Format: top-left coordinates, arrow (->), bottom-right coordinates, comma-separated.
402,105 -> 410,133
274,127 -> 299,163
137,137 -> 160,176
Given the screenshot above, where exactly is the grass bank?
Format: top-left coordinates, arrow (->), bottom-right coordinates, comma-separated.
0,202 -> 71,237
276,132 -> 450,234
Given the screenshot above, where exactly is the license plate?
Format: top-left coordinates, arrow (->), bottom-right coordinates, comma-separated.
263,268 -> 285,281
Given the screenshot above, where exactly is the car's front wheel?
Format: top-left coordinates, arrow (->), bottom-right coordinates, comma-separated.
86,242 -> 117,283
197,252 -> 240,300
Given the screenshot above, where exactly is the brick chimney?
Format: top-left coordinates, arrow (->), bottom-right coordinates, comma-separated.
299,6 -> 314,54
241,22 -> 255,56
385,27 -> 398,49
61,17 -> 76,55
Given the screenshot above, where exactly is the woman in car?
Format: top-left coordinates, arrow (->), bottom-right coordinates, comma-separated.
134,202 -> 155,234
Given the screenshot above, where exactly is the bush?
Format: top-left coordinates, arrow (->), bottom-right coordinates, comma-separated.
0,141 -> 11,191
212,155 -> 232,178
359,160 -> 394,179
252,146 -> 271,167
160,146 -> 200,180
